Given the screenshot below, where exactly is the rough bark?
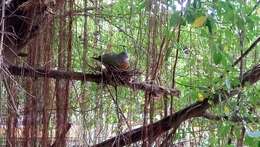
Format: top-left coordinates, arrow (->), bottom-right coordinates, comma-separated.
1,1 -> 65,146
41,16 -> 54,147
23,36 -> 40,147
7,65 -> 180,97
55,1 -> 69,146
1,0 -> 63,64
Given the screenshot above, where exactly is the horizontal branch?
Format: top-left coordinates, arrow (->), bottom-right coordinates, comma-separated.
202,112 -> 258,123
7,65 -> 101,82
93,63 -> 260,147
6,65 -> 180,97
128,81 -> 180,97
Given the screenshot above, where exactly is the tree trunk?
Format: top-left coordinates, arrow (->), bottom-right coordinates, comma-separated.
55,2 -> 69,146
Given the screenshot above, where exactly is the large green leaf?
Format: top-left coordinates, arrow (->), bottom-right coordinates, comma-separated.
213,49 -> 223,65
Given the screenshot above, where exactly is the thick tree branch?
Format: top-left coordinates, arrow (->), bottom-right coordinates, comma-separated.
241,64 -> 260,85
7,65 -> 101,81
92,64 -> 260,147
6,65 -> 180,97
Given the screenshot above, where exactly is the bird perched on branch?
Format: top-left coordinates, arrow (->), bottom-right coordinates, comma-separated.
92,51 -> 130,70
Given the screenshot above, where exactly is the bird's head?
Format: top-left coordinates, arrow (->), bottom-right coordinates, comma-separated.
118,51 -> 129,61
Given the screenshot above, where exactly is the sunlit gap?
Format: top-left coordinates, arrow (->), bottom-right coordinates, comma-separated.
174,0 -> 188,11
103,0 -> 189,12
154,0 -> 189,13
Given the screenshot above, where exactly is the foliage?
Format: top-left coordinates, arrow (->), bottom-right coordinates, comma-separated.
1,0 -> 259,146
63,0 -> 260,145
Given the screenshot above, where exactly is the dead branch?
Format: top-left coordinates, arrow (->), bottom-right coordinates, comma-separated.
7,65 -> 180,97
92,63 -> 260,147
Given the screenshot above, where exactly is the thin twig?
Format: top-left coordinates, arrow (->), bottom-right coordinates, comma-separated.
232,36 -> 260,67
0,0 -> 6,65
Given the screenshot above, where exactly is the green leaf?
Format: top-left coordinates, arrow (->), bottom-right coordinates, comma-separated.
245,136 -> 260,147
225,78 -> 231,92
219,124 -> 230,136
197,92 -> 205,102
185,8 -> 196,23
236,14 -> 245,30
136,1 -> 145,12
164,47 -> 172,62
205,18 -> 213,34
213,49 -> 222,65
170,12 -> 182,27
193,0 -> 201,8
221,50 -> 232,68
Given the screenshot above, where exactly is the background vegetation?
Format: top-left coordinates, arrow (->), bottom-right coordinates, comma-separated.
0,0 -> 259,146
